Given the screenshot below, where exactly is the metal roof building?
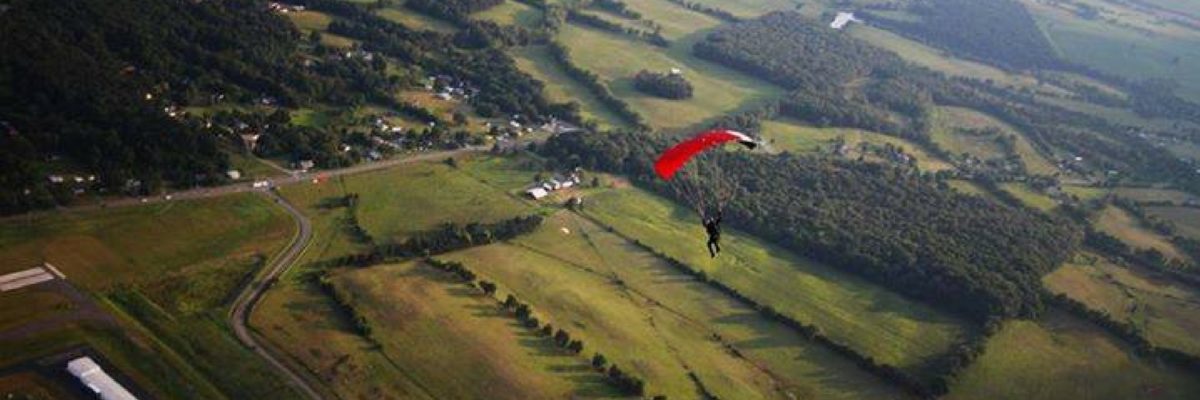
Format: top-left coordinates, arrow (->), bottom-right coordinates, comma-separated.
67,357 -> 138,400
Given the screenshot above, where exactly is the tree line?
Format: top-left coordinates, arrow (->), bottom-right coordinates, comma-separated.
538,131 -> 1081,321
545,42 -> 649,129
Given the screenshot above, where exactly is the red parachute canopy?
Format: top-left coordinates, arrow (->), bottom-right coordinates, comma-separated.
654,129 -> 757,180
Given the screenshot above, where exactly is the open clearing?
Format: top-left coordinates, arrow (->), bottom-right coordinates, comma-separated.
930,107 -> 1059,175
559,24 -> 783,131
377,7 -> 458,33
473,0 -> 542,27
947,310 -> 1200,399
1000,183 -> 1058,211
331,261 -> 616,399
582,187 -> 974,379
441,211 -> 905,399
0,193 -> 297,399
1094,206 -> 1188,263
510,45 -> 631,130
1044,253 -> 1200,356
761,119 -> 955,172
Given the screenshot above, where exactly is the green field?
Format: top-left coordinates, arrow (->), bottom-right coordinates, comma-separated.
331,261 -> 616,399
0,193 -> 298,399
559,24 -> 783,131
669,0 -> 797,18
1113,187 -> 1199,204
509,45 -> 632,130
1061,185 -> 1110,201
1000,183 -> 1058,211
946,179 -> 992,197
377,7 -> 458,33
930,107 -> 1059,175
1027,0 -> 1200,102
947,311 -> 1200,399
286,10 -> 358,48
1044,253 -> 1200,356
473,0 -> 542,27
761,119 -> 956,172
442,211 -> 904,399
582,187 -> 974,378
1146,206 -> 1200,239
1094,206 -> 1188,262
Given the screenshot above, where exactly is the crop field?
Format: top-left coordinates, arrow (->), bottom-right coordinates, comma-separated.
473,0 -> 542,27
331,261 -> 616,399
509,46 -> 632,130
1000,183 -> 1058,211
1145,206 -> 1200,239
558,24 -> 783,131
946,311 -> 1200,400
930,107 -> 1060,175
1044,253 -> 1200,356
581,187 -> 974,378
760,119 -> 955,172
441,211 -> 905,399
1094,206 -> 1188,262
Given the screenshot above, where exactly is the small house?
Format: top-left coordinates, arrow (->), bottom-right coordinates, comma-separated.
226,170 -> 242,180
525,187 -> 549,200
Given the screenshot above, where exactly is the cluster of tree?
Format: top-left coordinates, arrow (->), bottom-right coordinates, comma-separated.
565,10 -> 670,47
632,70 -> 694,100
591,0 -> 641,19
665,0 -> 740,23
426,258 -> 478,282
546,42 -> 648,129
317,273 -> 375,339
322,215 -> 544,267
863,0 -> 1063,70
405,0 -> 504,24
1047,291 -> 1200,373
538,131 -> 1081,320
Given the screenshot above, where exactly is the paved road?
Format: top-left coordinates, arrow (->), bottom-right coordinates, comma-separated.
227,190 -> 322,400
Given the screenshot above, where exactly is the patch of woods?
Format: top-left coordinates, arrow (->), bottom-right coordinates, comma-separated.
861,0 -> 1063,70
538,131 -> 1081,321
632,71 -> 694,100
692,12 -> 1200,192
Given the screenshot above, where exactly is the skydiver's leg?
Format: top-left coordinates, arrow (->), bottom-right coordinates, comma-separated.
707,236 -> 718,258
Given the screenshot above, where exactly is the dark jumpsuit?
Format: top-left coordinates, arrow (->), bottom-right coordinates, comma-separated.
703,213 -> 722,258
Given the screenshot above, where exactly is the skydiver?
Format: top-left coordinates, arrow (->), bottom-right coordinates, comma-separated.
703,210 -> 722,258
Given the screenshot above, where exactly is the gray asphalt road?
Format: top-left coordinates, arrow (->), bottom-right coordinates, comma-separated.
227,190 -> 322,400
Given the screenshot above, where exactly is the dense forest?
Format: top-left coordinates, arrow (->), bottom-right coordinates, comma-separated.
538,131 -> 1081,320
0,0 -> 322,213
864,0 -> 1063,70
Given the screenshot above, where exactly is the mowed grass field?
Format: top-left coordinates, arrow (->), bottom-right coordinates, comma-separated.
253,156 -> 545,398
761,119 -> 955,172
510,45 -> 632,130
0,193 -> 299,399
930,107 -> 1059,175
0,193 -> 292,289
946,311 -> 1200,400
1044,253 -> 1200,356
331,261 -> 616,399
442,211 -> 905,399
558,23 -> 783,131
1094,206 -> 1188,262
582,187 -> 974,379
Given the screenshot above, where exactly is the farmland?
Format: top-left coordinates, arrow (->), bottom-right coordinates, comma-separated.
1044,253 -> 1200,356
0,193 -> 298,399
582,187 -> 974,378
441,211 -> 904,399
509,45 -> 631,129
947,311 -> 1200,400
1145,206 -> 1200,239
760,119 -> 955,172
1094,206 -> 1188,263
929,107 -> 1059,175
558,24 -> 783,131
